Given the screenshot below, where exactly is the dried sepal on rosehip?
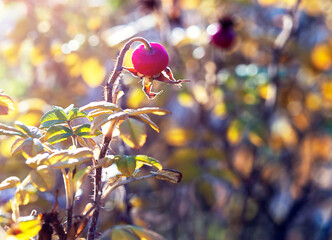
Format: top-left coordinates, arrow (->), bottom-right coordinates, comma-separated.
124,42 -> 188,99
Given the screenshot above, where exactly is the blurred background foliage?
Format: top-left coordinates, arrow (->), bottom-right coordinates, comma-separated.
0,0 -> 332,239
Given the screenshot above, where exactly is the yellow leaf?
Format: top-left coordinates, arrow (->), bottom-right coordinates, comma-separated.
271,117 -> 298,147
311,44 -> 332,71
256,0 -> 322,15
243,93 -> 257,105
227,120 -> 242,145
249,132 -> 263,146
30,165 -> 55,192
123,49 -> 134,68
178,92 -> 194,108
164,128 -> 194,147
192,84 -> 209,104
64,53 -> 82,77
305,93 -> 322,111
127,87 -> 145,109
29,45 -> 46,66
321,82 -> 332,101
233,146 -> 254,177
0,94 -> 15,116
16,113 -> 41,127
111,227 -> 138,240
0,176 -> 20,190
87,16 -> 102,31
0,137 -> 17,157
119,118 -> 147,149
182,0 -> 201,9
50,42 -> 63,60
168,148 -> 200,181
301,0 -> 323,16
6,218 -> 41,240
257,0 -> 278,7
213,102 -> 226,117
128,225 -> 165,240
81,58 -> 106,88
1,43 -> 20,65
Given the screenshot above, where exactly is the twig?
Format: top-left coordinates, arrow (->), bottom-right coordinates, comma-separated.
105,37 -> 151,103
67,121 -> 77,147
87,37 -> 152,240
61,169 -> 73,236
264,0 -> 302,115
102,174 -> 156,200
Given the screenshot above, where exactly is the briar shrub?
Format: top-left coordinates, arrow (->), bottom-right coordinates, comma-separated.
0,38 -> 183,240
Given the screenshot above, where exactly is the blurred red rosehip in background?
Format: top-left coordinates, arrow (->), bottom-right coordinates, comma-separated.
210,16 -> 236,50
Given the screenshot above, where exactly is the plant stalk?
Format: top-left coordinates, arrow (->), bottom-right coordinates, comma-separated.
61,169 -> 73,236
88,37 -> 151,240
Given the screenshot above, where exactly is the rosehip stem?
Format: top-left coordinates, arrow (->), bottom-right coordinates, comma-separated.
88,37 -> 151,240
105,37 -> 152,102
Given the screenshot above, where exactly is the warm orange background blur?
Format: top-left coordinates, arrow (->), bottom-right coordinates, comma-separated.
0,0 -> 332,239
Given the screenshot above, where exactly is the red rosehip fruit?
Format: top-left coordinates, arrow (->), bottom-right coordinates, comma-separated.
132,42 -> 169,76
210,17 -> 236,50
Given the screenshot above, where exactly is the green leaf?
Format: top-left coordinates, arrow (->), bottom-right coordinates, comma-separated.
134,155 -> 162,170
116,156 -> 136,177
79,101 -> 121,112
40,106 -> 68,128
64,104 -> 74,115
21,138 -> 44,158
68,107 -> 88,121
0,123 -> 26,137
91,112 -> 127,134
45,125 -> 73,144
0,176 -> 20,190
30,165 -> 55,192
126,107 -> 171,116
14,121 -> 42,138
127,225 -> 165,240
119,118 -> 146,149
74,124 -> 100,138
0,93 -> 15,116
155,169 -> 182,184
111,226 -> 140,240
135,114 -> 160,132
110,225 -> 165,240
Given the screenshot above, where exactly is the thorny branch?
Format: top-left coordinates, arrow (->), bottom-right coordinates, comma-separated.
87,37 -> 152,240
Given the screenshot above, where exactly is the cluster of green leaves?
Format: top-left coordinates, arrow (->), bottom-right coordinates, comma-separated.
0,99 -> 179,239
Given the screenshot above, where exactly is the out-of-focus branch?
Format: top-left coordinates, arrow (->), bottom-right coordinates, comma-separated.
265,0 -> 302,114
